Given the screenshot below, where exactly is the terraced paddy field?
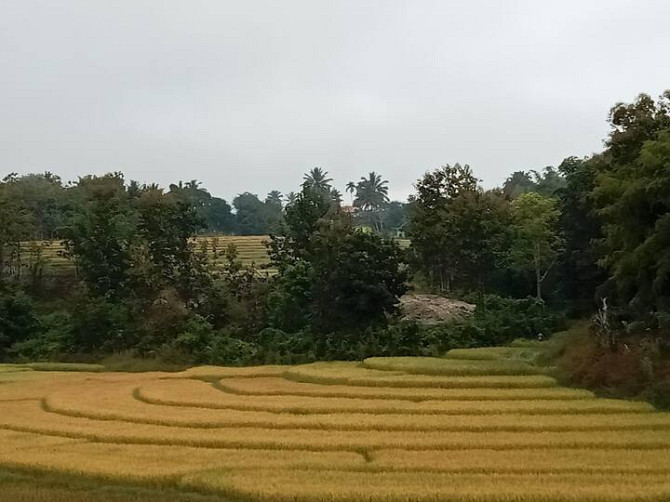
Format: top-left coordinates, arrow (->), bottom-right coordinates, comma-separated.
21,236 -> 274,275
1,352 -> 669,501
20,236 -> 410,277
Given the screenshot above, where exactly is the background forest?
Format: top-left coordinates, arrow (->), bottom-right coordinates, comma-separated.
1,92 -> 668,405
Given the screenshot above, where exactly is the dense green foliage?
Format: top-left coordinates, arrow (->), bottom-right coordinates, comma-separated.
0,90 -> 668,377
268,188 -> 408,334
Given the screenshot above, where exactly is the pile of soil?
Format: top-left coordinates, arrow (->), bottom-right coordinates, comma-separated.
398,294 -> 475,325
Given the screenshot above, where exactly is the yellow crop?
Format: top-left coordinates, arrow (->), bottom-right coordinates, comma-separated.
363,356 -> 540,375
216,376 -> 593,400
183,469 -> 670,501
0,356 -> 669,500
137,379 -> 652,415
371,448 -> 670,474
445,347 -> 542,361
284,362 -> 558,387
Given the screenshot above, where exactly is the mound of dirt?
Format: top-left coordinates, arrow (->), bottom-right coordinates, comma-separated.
398,294 -> 475,325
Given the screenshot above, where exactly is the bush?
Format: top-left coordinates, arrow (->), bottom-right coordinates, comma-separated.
556,323 -> 670,410
0,289 -> 39,358
208,332 -> 258,365
463,293 -> 565,345
70,297 -> 136,352
10,310 -> 73,361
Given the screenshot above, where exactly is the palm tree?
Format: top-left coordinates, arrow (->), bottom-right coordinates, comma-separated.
265,190 -> 283,207
185,179 -> 201,190
345,181 -> 356,204
354,172 -> 390,233
354,172 -> 389,211
302,167 -> 333,194
284,191 -> 298,206
330,189 -> 343,206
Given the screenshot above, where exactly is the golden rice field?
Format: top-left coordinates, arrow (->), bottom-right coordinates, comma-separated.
22,236 -> 274,275
1,353 -> 669,501
22,236 -> 410,277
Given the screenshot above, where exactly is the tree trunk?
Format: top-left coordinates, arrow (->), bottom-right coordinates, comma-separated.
534,244 -> 542,301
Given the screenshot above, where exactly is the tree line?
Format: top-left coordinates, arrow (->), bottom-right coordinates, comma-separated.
0,91 -> 668,379
0,168 -> 407,242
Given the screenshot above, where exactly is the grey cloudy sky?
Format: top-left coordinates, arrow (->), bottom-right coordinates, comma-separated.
1,1 -> 669,202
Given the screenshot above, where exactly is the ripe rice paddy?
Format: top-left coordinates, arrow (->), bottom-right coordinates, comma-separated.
1,355 -> 669,501
21,236 -> 275,276
21,236 -> 411,278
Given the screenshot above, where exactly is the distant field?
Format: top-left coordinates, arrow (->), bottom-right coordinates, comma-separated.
20,236 -> 410,277
1,349 -> 669,501
21,236 -> 273,276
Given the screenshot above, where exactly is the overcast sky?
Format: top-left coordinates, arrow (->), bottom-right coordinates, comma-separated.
1,1 -> 669,202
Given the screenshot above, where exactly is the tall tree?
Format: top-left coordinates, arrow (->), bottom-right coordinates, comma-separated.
503,168 -> 565,199
268,188 -> 407,333
233,193 -> 269,235
533,166 -> 566,197
205,197 -> 236,233
353,172 -> 390,233
62,173 -> 135,298
2,172 -> 65,239
0,179 -> 33,284
407,163 -> 482,292
503,171 -> 536,199
302,167 -> 332,194
284,192 -> 298,207
265,191 -> 283,207
557,156 -> 606,309
329,188 -> 343,208
169,180 -> 235,234
591,92 -> 670,315
354,172 -> 390,211
379,201 -> 408,236
345,181 -> 356,204
510,192 -> 562,301
264,190 -> 284,233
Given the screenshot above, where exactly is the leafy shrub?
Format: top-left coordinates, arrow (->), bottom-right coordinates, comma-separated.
10,310 -> 73,361
74,299 -> 136,352
0,289 -> 39,358
463,293 -> 565,345
208,332 -> 258,365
